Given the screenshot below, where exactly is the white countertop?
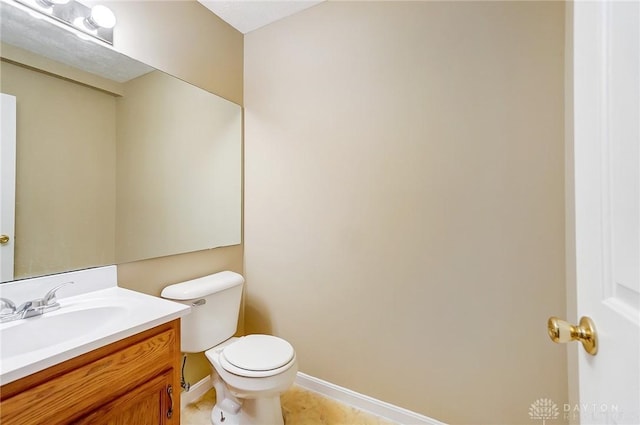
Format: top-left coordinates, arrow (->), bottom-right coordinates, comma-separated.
0,267 -> 190,385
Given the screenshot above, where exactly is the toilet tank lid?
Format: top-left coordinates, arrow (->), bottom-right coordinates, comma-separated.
161,271 -> 244,300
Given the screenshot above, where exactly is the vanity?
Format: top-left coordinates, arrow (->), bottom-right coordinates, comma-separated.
0,267 -> 190,425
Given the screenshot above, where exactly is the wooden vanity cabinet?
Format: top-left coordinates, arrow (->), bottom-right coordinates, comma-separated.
0,319 -> 182,425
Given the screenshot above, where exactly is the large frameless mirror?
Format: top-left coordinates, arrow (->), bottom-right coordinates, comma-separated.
0,0 -> 242,283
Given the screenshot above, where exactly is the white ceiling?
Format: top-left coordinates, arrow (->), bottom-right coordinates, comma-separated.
198,0 -> 324,34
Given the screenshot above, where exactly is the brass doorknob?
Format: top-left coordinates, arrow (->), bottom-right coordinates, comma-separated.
548,316 -> 598,355
0,235 -> 9,245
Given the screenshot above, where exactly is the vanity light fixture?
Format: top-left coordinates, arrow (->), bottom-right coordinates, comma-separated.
13,0 -> 116,44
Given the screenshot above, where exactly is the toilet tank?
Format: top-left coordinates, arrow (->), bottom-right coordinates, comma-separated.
161,271 -> 244,353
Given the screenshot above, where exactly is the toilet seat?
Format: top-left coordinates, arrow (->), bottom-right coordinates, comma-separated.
220,335 -> 295,378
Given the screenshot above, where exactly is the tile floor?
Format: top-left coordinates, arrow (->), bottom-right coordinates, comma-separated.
181,385 -> 397,425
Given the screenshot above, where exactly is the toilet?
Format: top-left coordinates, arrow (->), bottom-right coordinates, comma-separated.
161,271 -> 297,425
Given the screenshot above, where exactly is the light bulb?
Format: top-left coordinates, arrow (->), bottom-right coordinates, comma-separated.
85,5 -> 116,29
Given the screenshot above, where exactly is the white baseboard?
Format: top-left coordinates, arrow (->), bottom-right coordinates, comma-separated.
295,373 -> 446,425
180,372 -> 445,425
181,375 -> 212,410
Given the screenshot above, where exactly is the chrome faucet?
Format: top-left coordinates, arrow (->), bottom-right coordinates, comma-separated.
0,281 -> 74,322
16,300 -> 36,319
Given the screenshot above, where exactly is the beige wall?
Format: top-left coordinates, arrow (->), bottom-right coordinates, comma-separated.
104,0 -> 243,105
107,1 -> 244,385
1,61 -> 116,280
244,2 -> 566,424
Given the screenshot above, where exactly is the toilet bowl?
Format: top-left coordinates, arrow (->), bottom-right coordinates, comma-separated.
206,335 -> 298,425
160,271 -> 297,425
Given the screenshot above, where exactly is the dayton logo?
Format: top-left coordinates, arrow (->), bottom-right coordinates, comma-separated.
529,398 -> 560,425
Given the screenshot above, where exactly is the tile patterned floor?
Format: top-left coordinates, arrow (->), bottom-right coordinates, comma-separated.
181,384 -> 397,425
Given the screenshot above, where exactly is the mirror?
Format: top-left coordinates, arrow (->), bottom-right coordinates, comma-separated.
0,1 -> 242,283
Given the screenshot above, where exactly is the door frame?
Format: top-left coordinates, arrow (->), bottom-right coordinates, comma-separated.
0,93 -> 17,282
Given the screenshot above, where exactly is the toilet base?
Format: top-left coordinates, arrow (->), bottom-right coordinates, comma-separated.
211,396 -> 285,425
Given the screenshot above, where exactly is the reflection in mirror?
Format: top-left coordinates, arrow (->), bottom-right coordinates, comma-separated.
0,0 -> 242,283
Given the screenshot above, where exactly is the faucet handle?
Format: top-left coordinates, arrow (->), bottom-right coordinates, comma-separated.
43,281 -> 74,305
0,297 -> 16,313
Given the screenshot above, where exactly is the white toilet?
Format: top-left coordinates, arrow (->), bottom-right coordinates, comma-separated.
161,271 -> 298,425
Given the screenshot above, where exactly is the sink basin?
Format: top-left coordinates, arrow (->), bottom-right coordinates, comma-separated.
0,286 -> 190,385
0,305 -> 126,358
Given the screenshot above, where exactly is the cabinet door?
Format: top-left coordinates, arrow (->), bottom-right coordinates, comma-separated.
76,371 -> 175,425
1,323 -> 179,425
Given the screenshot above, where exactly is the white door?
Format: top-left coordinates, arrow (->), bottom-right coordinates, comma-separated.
567,1 -> 640,424
0,93 -> 16,282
